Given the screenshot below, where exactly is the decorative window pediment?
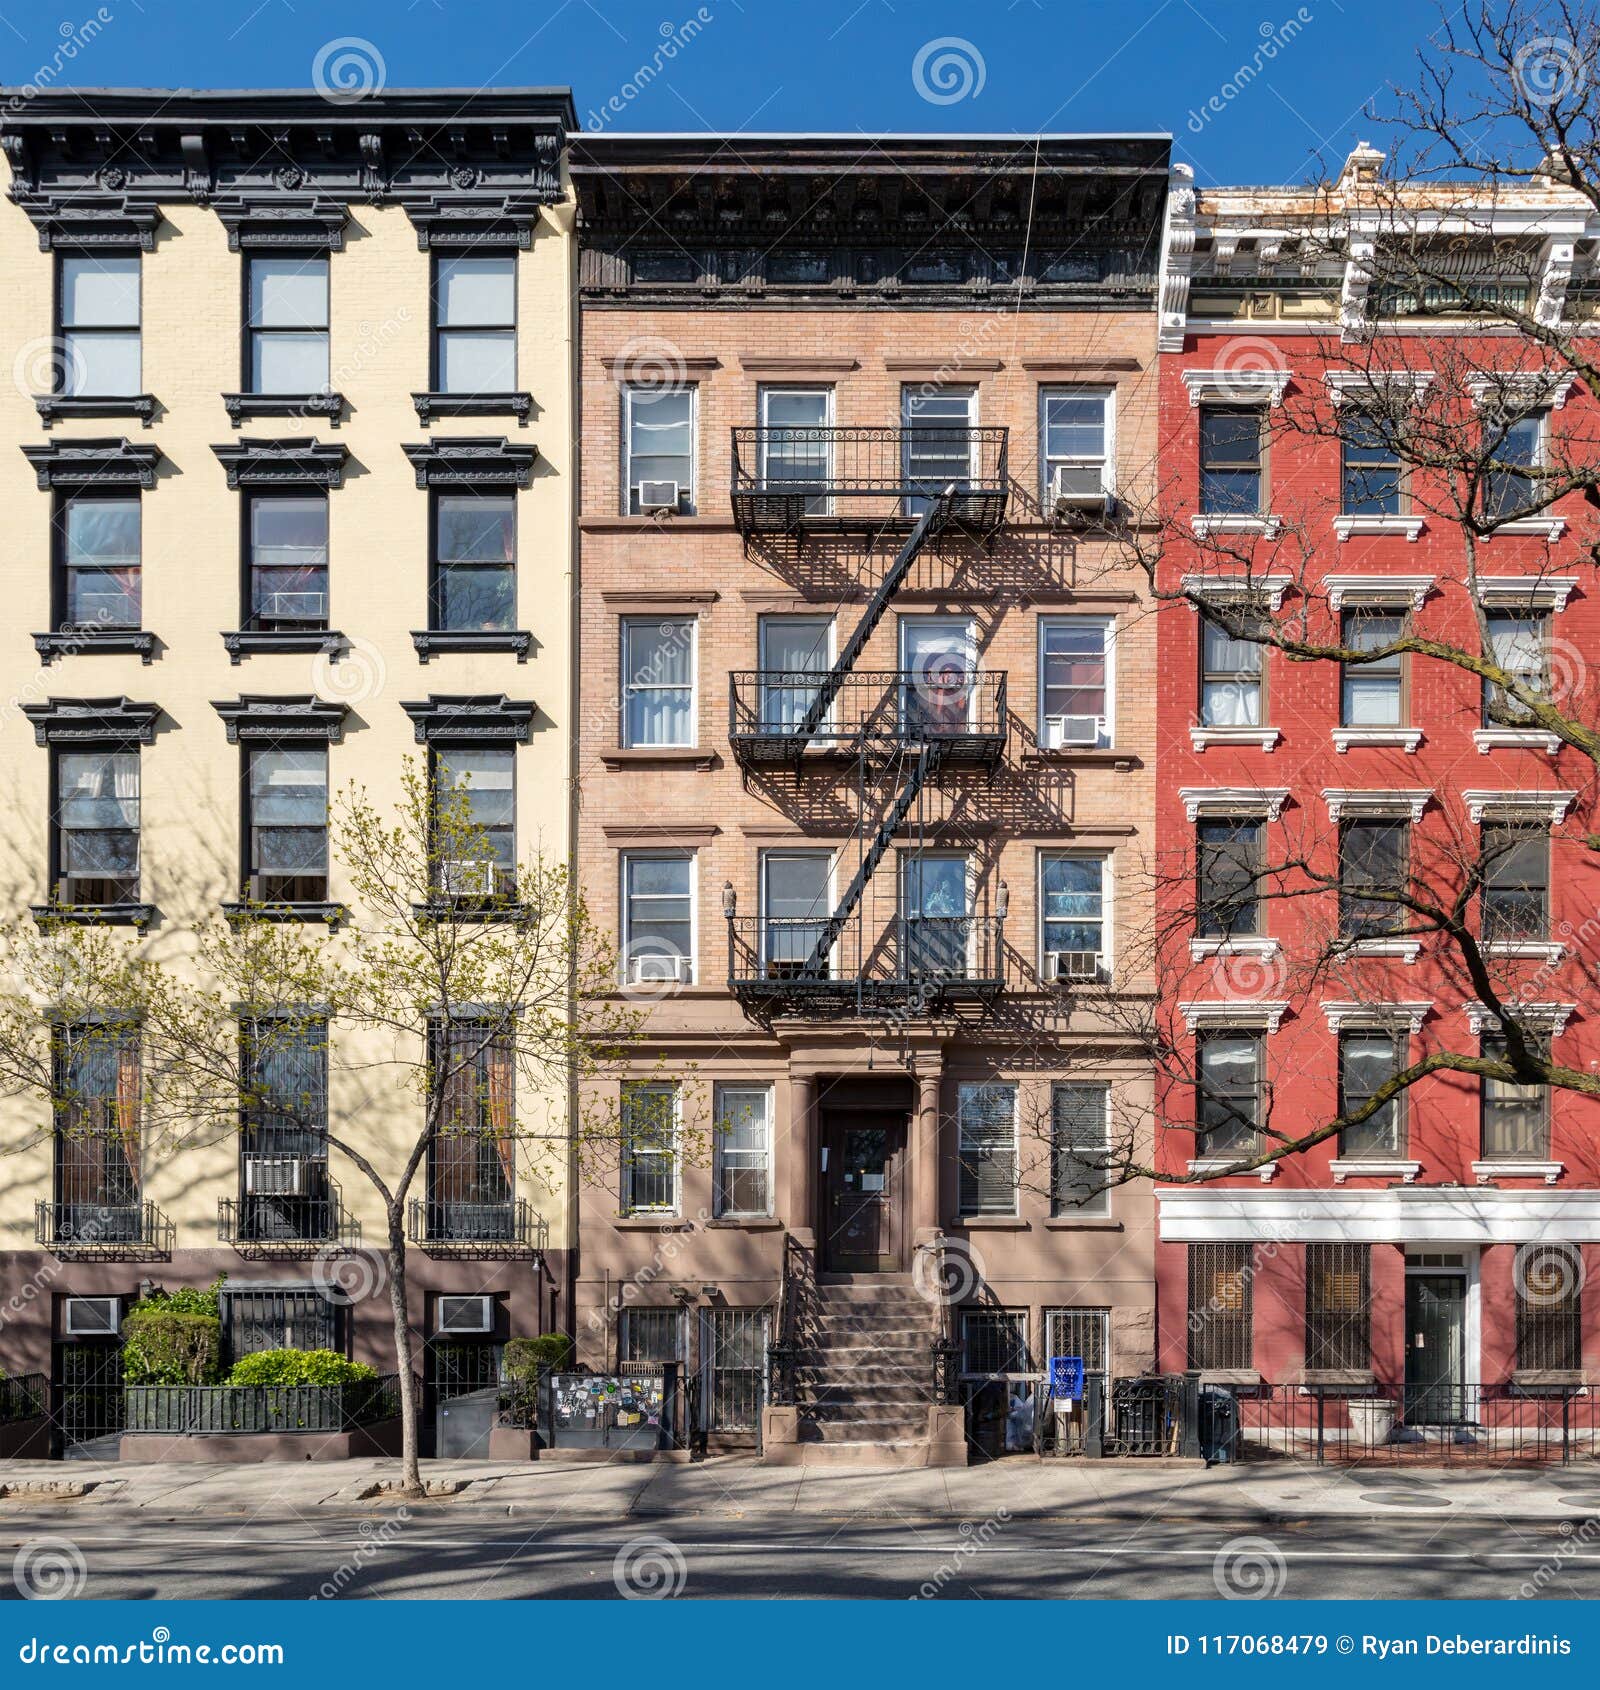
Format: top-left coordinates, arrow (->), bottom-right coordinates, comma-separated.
21,696 -> 159,747
1325,371 -> 1435,405
1321,788 -> 1431,823
21,437 -> 162,490
1179,1000 -> 1289,1035
1322,573 -> 1434,612
1461,789 -> 1574,825
1181,573 -> 1293,613
1320,1001 -> 1431,1034
1473,575 -> 1576,612
402,436 -> 536,490
1464,1001 -> 1574,1037
211,438 -> 349,489
402,694 -> 535,746
1179,786 -> 1290,823
1181,367 -> 1292,407
212,695 -> 349,745
212,194 -> 349,252
1465,371 -> 1575,411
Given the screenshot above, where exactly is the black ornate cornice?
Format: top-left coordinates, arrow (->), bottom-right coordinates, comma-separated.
570,134 -> 1171,308
20,437 -> 162,490
1,88 -> 574,251
401,694 -> 535,744
22,696 -> 160,746
402,435 -> 536,489
211,437 -> 349,489
212,694 -> 349,744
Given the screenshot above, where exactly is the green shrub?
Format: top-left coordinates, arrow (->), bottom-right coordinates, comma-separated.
121,1307 -> 222,1386
226,1348 -> 377,1388
503,1333 -> 572,1381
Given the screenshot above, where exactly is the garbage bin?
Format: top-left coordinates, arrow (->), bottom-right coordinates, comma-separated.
1199,1386 -> 1240,1463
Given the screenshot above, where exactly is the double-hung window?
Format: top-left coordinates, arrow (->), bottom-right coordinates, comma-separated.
1340,412 -> 1403,515
957,1081 -> 1017,1216
1482,821 -> 1549,943
1038,617 -> 1113,748
713,1084 -> 772,1217
1196,1032 -> 1262,1156
758,616 -> 831,737
1339,1031 -> 1406,1158
622,618 -> 695,747
433,494 -> 515,633
758,387 -> 831,512
1199,610 -> 1264,727
1305,1243 -> 1371,1372
902,386 -> 976,513
1198,407 -> 1263,514
624,386 -> 695,514
1196,818 -> 1264,940
239,1018 -> 330,1242
247,494 -> 328,630
1483,610 -> 1549,725
622,1081 -> 679,1215
53,1022 -> 142,1244
1051,1082 -> 1111,1217
59,253 -> 141,397
434,255 -> 516,396
245,745 -> 328,904
760,850 -> 831,978
247,256 -> 330,396
622,854 -> 693,984
1340,608 -> 1405,726
56,749 -> 140,908
1187,1242 -> 1253,1371
1481,1030 -> 1550,1160
1483,411 -> 1543,520
427,1019 -> 515,1242
900,852 -> 970,978
433,746 -> 515,901
58,493 -> 140,630
1339,817 -> 1409,940
1040,853 -> 1107,979
1040,386 -> 1112,504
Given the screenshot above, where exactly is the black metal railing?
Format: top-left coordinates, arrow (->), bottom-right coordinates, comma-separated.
728,669 -> 1007,765
727,914 -> 1005,1010
35,1199 -> 172,1257
218,1186 -> 358,1251
495,1377 -> 542,1430
0,1374 -> 47,1425
730,426 -> 1009,535
407,1197 -> 545,1255
932,1337 -> 964,1408
123,1375 -> 402,1435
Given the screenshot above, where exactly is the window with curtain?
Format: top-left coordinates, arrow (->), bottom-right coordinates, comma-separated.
1051,1082 -> 1111,1217
53,1022 -> 141,1242
1196,1032 -> 1262,1156
247,256 -> 330,394
622,618 -> 695,747
1039,617 -> 1113,746
1338,817 -> 1409,940
622,1082 -> 678,1214
1482,821 -> 1549,942
622,854 -> 693,982
59,494 -> 141,629
1198,406 -> 1263,514
1340,411 -> 1403,514
433,746 -> 515,899
713,1085 -> 772,1217
434,254 -> 516,394
247,494 -> 328,629
758,616 -> 831,735
1199,611 -> 1264,726
1515,1243 -> 1582,1372
246,745 -> 328,902
239,1019 -> 329,1241
1483,610 -> 1549,724
1338,1030 -> 1406,1158
1196,818 -> 1264,939
59,252 -> 141,396
624,387 -> 695,513
433,494 -> 515,632
1187,1242 -> 1253,1370
1483,411 -> 1543,519
427,1019 -> 515,1241
1481,1030 -> 1551,1160
56,750 -> 140,907
1305,1243 -> 1371,1371
901,853 -> 970,978
957,1081 -> 1017,1216
1340,608 -> 1404,726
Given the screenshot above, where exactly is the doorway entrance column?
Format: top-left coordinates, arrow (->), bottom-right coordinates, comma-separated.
788,1071 -> 817,1249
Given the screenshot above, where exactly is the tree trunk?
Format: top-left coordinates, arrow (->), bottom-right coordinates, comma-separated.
385,1216 -> 424,1497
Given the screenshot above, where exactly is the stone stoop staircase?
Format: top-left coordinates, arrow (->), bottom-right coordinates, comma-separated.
794,1279 -> 939,1465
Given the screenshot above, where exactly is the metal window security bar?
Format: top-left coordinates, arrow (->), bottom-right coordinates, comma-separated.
1188,1243 -> 1253,1371
701,1307 -> 769,1434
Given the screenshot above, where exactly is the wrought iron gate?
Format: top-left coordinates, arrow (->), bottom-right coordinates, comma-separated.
55,1341 -> 124,1456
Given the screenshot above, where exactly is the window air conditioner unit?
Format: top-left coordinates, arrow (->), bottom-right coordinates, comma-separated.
64,1296 -> 120,1337
245,1157 -> 309,1196
1042,714 -> 1103,749
436,1294 -> 493,1335
637,479 -> 681,514
629,953 -> 692,985
441,859 -> 502,898
1047,949 -> 1101,983
259,591 -> 327,622
1052,464 -> 1110,516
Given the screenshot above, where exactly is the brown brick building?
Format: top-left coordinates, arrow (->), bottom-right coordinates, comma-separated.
569,136 -> 1169,1462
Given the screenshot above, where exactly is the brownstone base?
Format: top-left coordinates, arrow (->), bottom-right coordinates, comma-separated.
118,1419 -> 402,1463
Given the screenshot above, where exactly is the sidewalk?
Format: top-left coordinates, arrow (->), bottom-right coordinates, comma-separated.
3,1454 -> 1598,1524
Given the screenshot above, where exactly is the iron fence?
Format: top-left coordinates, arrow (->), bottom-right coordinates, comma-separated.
36,1199 -> 173,1257
407,1197 -> 545,1255
123,1375 -> 401,1435
0,1374 -> 46,1424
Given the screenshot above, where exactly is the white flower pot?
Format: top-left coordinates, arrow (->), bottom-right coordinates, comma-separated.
1347,1397 -> 1396,1445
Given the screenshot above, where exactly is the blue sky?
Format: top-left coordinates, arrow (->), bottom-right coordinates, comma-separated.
7,0 -> 1459,186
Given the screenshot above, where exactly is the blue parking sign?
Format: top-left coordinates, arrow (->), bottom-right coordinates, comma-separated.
1048,1356 -> 1085,1400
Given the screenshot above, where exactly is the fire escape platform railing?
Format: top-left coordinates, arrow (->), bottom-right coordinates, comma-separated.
729,670 -> 1007,769
406,1196 -> 546,1259
730,426 -> 1010,538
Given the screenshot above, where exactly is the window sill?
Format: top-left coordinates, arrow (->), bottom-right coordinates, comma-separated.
1482,517 -> 1566,540
705,1216 -> 784,1230
31,901 -> 154,928
956,1215 -> 1029,1229
1330,1159 -> 1421,1184
600,746 -> 716,770
1347,937 -> 1422,963
1190,726 -> 1280,751
1188,1158 -> 1277,1182
35,393 -> 157,427
222,391 -> 345,427
1297,1369 -> 1376,1389
33,629 -> 156,664
1485,939 -> 1565,963
1042,1216 -> 1122,1230
220,901 -> 346,926
613,1215 -> 692,1230
1512,1369 -> 1589,1390
1189,936 -> 1277,961
1189,514 -> 1282,539
412,391 -> 532,424
1332,514 -> 1425,542
222,629 -> 347,664
1474,728 -> 1563,754
1199,1369 -> 1262,1389
1022,747 -> 1139,770
1472,1160 -> 1563,1185
411,629 -> 533,663
411,900 -> 528,924
1332,727 -> 1422,753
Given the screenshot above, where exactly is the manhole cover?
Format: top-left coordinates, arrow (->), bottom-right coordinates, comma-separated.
1359,1491 -> 1454,1508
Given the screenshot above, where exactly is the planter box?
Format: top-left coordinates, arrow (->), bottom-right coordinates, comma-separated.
0,1417 -> 50,1460
119,1418 -> 401,1464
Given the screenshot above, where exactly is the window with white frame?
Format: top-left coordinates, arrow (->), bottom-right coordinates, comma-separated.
622,617 -> 696,747
902,386 -> 976,513
624,386 -> 696,514
1340,607 -> 1405,727
1040,853 -> 1108,981
1052,1083 -> 1111,1216
1038,617 -> 1113,748
957,1081 -> 1017,1216
621,1082 -> 679,1214
1040,387 -> 1113,503
759,387 -> 832,512
621,853 -> 694,984
713,1084 -> 772,1217
760,850 -> 831,978
758,615 -> 832,736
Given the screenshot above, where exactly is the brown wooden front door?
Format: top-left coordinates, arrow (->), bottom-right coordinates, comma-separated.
821,1109 -> 907,1272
